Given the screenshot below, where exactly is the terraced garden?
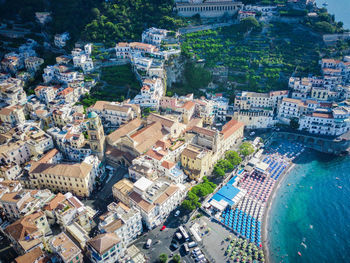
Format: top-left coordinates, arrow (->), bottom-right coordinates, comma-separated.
181,22 -> 324,92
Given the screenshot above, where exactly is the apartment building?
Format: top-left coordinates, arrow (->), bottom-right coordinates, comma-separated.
34,85 -> 57,104
50,232 -> 83,263
0,105 -> 26,127
132,78 -> 164,109
115,42 -> 158,59
29,160 -> 95,197
54,32 -> 70,48
24,56 -> 44,72
99,202 -> 142,247
299,107 -> 350,136
0,141 -> 31,166
112,179 -> 134,205
5,214 -> 45,254
234,90 -> 288,110
142,27 -> 168,47
233,109 -> 275,129
128,177 -> 185,229
87,233 -> 124,263
0,78 -> 27,106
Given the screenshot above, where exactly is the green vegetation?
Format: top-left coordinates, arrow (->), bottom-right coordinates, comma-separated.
213,150 -> 242,177
82,0 -> 185,47
303,8 -> 345,34
225,237 -> 264,262
289,117 -> 299,130
181,21 -> 323,93
169,62 -> 211,96
225,151 -> 242,167
76,65 -> 139,109
239,142 -> 255,157
181,177 -> 216,212
173,254 -> 181,263
159,253 -> 168,263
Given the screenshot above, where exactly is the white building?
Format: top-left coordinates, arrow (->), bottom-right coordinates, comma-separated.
299,107 -> 350,136
98,202 -> 142,247
142,27 -> 168,47
88,101 -> 140,127
34,85 -> 57,104
25,56 -> 44,72
128,177 -> 186,229
0,78 -> 27,106
54,32 -> 70,48
132,78 -> 164,109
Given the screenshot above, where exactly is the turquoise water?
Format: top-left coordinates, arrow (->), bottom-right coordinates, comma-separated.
268,149 -> 350,263
315,0 -> 350,29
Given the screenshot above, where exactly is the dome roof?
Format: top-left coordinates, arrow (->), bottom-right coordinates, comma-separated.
87,111 -> 98,119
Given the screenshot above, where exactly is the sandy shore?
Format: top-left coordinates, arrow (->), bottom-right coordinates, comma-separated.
262,161 -> 296,263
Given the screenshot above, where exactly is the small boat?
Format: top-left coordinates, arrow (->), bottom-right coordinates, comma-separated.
288,184 -> 291,186
323,2 -> 328,7
336,177 -> 340,180
298,251 -> 302,256
338,186 -> 342,189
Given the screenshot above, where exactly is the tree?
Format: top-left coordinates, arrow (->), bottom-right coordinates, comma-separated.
181,200 -> 197,211
216,159 -> 234,172
239,142 -> 255,157
314,21 -> 335,34
225,151 -> 242,166
159,253 -> 168,263
240,17 -> 260,32
290,117 -> 299,130
173,254 -> 181,263
213,166 -> 225,177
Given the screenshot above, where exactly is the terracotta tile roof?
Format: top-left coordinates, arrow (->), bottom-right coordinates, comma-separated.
146,149 -> 165,161
58,87 -> 74,96
15,247 -> 46,263
269,90 -> 288,96
282,97 -> 302,104
129,191 -> 154,213
89,101 -> 109,111
105,146 -> 134,163
161,160 -> 175,170
154,185 -> 178,205
112,178 -> 133,196
220,119 -> 244,140
131,122 -> 169,153
154,140 -> 170,150
190,126 -> 216,137
29,162 -> 93,179
147,113 -> 175,128
182,101 -> 196,110
182,147 -> 200,159
5,216 -> 38,241
38,148 -> 60,163
102,218 -> 124,233
312,112 -> 333,119
43,193 -> 66,211
87,233 -> 121,255
107,118 -> 143,145
51,232 -> 81,262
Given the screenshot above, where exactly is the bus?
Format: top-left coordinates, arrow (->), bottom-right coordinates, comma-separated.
179,225 -> 190,241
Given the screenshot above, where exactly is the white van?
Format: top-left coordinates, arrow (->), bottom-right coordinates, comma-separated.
188,241 -> 197,248
145,239 -> 152,248
175,232 -> 182,240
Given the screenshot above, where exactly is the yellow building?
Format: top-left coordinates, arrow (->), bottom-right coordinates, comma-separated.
0,105 -> 25,126
29,161 -> 95,197
112,178 -> 134,206
87,111 -> 105,159
181,144 -> 212,181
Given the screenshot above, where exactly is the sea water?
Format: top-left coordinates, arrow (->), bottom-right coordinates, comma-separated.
268,149 -> 350,263
315,0 -> 350,29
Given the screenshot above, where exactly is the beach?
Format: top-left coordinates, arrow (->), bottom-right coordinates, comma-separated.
262,161 -> 296,263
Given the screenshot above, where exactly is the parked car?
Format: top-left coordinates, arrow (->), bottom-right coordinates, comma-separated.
175,210 -> 180,217
188,241 -> 197,248
145,239 -> 152,249
183,243 -> 190,254
170,242 -> 179,250
175,232 -> 182,240
161,225 -> 166,231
